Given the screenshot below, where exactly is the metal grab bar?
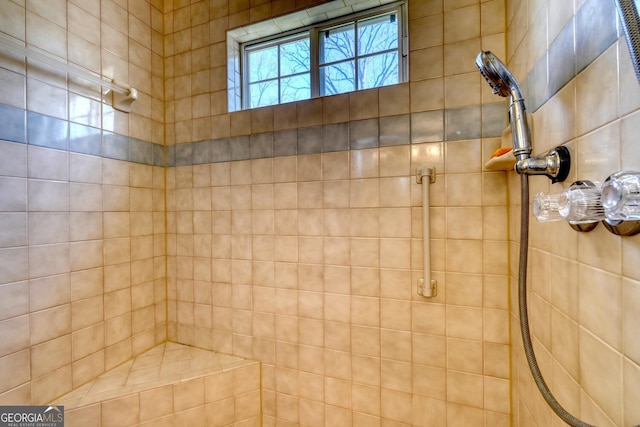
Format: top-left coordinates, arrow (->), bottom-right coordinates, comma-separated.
0,33 -> 137,112
416,167 -> 436,298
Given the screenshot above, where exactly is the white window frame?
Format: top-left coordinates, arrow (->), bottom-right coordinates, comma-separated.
242,32 -> 312,109
236,1 -> 408,111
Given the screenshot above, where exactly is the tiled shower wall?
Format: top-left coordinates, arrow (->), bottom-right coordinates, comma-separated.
0,0 -> 515,425
0,0 -> 166,404
507,0 -> 640,425
165,0 -> 512,425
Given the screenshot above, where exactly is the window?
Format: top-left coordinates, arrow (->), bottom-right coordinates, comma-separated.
238,2 -> 407,110
245,34 -> 311,109
319,12 -> 400,95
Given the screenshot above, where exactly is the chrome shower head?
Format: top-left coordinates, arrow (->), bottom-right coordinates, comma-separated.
476,50 -> 531,161
475,51 -> 522,99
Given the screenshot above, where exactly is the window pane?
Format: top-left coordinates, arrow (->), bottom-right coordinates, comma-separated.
320,61 -> 355,95
280,39 -> 310,76
248,46 -> 278,82
358,52 -> 398,89
249,80 -> 279,108
281,74 -> 311,103
358,13 -> 398,56
320,23 -> 355,64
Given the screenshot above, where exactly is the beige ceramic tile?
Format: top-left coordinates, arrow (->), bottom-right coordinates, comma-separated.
624,359 -> 640,426
413,364 -> 446,401
622,278 -> 640,367
410,78 -> 444,112
173,377 -> 205,412
28,243 -> 70,279
619,39 -> 640,116
206,397 -> 235,425
27,213 -> 67,246
29,303 -> 71,347
0,281 -> 28,324
28,146 -> 68,181
0,142 -> 27,178
447,370 -> 483,409
322,93 -> 350,124
578,265 -> 622,350
379,145 -> 410,178
72,323 -> 104,362
0,314 -> 29,360
28,180 -> 69,211
71,291 -> 104,330
380,388 -> 412,423
410,46 -> 444,83
26,6 -> 66,54
32,365 -> 73,405
349,89 -> 378,121
579,329 -> 623,426
65,404 -> 101,427
297,98 -> 322,128
69,154 -> 102,184
0,0 -> 25,44
70,183 -> 103,212
350,149 -> 378,179
272,157 -> 297,183
350,296 -> 379,327
100,394 -> 139,427
0,350 -> 30,395
378,84 -> 410,117
323,182 -> 350,209
445,72 -> 481,108
273,103 -> 297,131
322,151 -> 350,181
379,207 -> 411,239
444,5 -> 480,43
576,45 -> 618,137
380,238 -> 411,269
409,14 -> 443,51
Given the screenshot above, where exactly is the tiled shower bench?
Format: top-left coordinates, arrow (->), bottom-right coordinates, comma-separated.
54,342 -> 261,427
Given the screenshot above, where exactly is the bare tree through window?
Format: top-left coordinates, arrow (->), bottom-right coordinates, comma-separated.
244,8 -> 403,109
320,13 -> 399,95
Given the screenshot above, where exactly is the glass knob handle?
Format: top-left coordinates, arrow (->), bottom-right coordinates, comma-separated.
601,171 -> 640,220
533,183 -> 605,225
533,192 -> 563,222
558,186 -> 605,224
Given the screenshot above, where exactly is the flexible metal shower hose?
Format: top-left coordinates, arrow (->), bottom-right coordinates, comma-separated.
617,0 -> 640,82
518,174 -> 594,427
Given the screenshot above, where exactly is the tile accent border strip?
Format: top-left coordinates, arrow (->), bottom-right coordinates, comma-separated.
0,102 -> 507,168
0,104 -> 164,167
166,103 -> 505,167
523,0 -> 619,112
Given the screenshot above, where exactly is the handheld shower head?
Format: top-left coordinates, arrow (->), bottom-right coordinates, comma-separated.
476,50 -> 531,161
475,51 -> 523,99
